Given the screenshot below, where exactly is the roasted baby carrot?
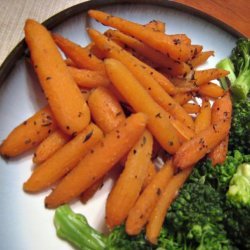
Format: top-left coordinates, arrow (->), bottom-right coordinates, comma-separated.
23,123 -> 103,192
45,113 -> 147,208
33,130 -> 70,164
106,130 -> 153,228
89,29 -> 194,129
0,106 -> 57,157
125,160 -> 174,235
173,118 -> 232,169
182,103 -> 201,114
105,29 -> 189,76
88,10 -> 194,62
25,20 -> 90,135
190,51 -> 214,68
194,98 -> 211,133
198,82 -> 225,98
88,87 -> 126,133
68,67 -> 110,88
89,29 -> 177,95
53,33 -> 105,72
105,58 -> 180,153
146,167 -> 193,244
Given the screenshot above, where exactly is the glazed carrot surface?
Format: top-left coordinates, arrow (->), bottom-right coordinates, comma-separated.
25,20 -> 90,135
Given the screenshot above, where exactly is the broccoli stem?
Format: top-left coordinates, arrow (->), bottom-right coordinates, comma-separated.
231,69 -> 250,100
216,58 -> 236,90
54,205 -> 107,250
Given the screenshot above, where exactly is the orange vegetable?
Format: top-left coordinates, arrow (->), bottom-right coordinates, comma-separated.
33,130 -> 70,164
193,68 -> 229,86
90,29 -> 194,129
105,58 -> 180,154
88,87 -> 126,133
146,167 -> 193,244
23,123 -> 103,192
80,178 -> 104,204
88,10 -> 194,62
25,20 -> 90,135
190,51 -> 214,68
125,160 -> 174,235
182,103 -> 201,114
68,67 -> 110,88
173,118 -> 232,169
45,113 -> 148,208
105,29 -> 189,76
106,130 -> 153,228
0,106 -> 57,157
173,92 -> 193,105
194,98 -> 211,133
53,33 -> 105,72
142,161 -> 157,189
208,92 -> 232,165
144,20 -> 165,32
89,29 -> 177,95
199,82 -> 225,98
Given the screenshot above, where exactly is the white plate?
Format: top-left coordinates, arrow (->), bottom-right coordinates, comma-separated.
0,2 -> 237,250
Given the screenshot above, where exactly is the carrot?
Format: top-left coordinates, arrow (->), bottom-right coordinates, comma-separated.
170,78 -> 199,92
80,178 -> 104,203
125,160 -> 174,235
199,82 -> 225,98
23,123 -> 103,193
194,98 -> 211,133
209,135 -> 229,166
105,58 -> 180,154
88,10 -> 194,62
106,130 -> 153,228
173,119 -> 232,169
44,112 -> 147,208
52,33 -> 105,72
193,68 -> 229,86
142,161 -> 157,189
208,92 -> 232,165
85,42 -> 106,60
190,51 -> 214,68
90,29 -> 194,129
88,87 -> 126,133
182,103 -> 201,114
0,106 -> 57,157
146,167 -> 193,244
170,118 -> 195,142
25,20 -> 90,135
211,92 -> 232,123
89,29 -> 177,95
105,29 -> 189,76
68,67 -> 110,88
144,20 -> 165,32
80,87 -> 126,202
33,130 -> 70,164
64,58 -> 77,67
173,92 -> 193,105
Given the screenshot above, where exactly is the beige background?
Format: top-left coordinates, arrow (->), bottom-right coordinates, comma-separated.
0,0 -> 88,66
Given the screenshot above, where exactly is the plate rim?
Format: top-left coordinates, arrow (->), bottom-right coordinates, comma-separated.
0,0 -> 245,85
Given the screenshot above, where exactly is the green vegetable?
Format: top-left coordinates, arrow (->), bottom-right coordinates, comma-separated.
216,58 -> 236,90
54,205 -> 107,250
227,163 -> 250,206
224,162 -> 250,249
229,99 -> 250,154
216,38 -> 250,99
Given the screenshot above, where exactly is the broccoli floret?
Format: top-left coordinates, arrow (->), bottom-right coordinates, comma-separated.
165,181 -> 234,249
216,38 -> 250,99
227,163 -> 250,206
229,100 -> 250,154
224,162 -> 250,249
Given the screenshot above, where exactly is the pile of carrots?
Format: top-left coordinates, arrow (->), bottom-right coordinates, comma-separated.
0,10 -> 232,244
